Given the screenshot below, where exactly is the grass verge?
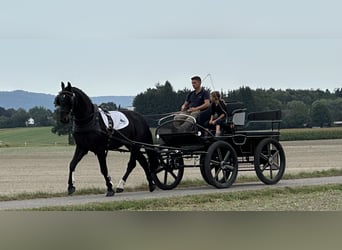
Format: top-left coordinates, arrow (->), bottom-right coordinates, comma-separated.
32,184 -> 342,211
1,168 -> 342,202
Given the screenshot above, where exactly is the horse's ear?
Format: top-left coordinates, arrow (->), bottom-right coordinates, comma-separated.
67,82 -> 72,89
61,81 -> 65,90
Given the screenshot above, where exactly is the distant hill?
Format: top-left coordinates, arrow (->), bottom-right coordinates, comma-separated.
0,90 -> 134,110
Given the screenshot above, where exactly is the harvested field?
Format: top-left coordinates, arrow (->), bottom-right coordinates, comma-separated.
0,139 -> 341,196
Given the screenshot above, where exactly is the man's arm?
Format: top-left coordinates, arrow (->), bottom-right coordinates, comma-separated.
188,99 -> 210,112
181,101 -> 189,112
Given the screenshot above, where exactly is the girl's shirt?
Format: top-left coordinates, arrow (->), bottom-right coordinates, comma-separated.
211,100 -> 227,118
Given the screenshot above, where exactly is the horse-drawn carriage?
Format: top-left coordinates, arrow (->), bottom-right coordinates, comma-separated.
55,83 -> 286,196
152,102 -> 286,190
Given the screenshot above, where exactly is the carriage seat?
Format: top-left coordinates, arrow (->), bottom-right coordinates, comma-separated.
197,101 -> 245,125
244,110 -> 282,130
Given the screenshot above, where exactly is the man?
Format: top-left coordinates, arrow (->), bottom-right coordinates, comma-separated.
174,76 -> 210,130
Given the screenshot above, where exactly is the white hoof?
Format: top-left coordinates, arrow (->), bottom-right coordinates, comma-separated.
116,179 -> 125,193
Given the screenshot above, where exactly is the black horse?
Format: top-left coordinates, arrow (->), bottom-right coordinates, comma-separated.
54,82 -> 158,196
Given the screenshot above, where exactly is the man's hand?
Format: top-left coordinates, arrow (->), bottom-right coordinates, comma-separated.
187,107 -> 197,112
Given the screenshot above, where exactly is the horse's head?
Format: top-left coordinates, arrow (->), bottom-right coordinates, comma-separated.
54,82 -> 75,124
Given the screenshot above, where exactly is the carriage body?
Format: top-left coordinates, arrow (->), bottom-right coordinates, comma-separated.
153,103 -> 286,190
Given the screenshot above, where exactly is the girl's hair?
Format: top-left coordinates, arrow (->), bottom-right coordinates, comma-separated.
211,91 -> 221,100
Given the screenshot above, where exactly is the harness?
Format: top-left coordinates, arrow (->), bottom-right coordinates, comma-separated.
72,104 -> 115,136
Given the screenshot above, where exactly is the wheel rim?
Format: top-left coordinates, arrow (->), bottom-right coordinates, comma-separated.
205,141 -> 238,188
210,149 -> 234,183
153,154 -> 184,190
255,139 -> 285,184
259,145 -> 281,178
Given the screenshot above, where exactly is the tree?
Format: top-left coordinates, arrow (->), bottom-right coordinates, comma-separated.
51,109 -> 74,145
311,99 -> 332,127
99,102 -> 117,111
283,101 -> 310,128
28,106 -> 53,126
9,108 -> 29,127
327,98 -> 342,122
133,81 -> 183,126
335,88 -> 342,98
134,81 -> 180,114
227,86 -> 256,112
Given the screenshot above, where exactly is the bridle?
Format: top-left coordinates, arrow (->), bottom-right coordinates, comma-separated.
56,89 -> 96,125
56,90 -> 76,117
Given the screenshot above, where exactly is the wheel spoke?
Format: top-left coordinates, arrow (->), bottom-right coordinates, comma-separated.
267,144 -> 271,155
216,148 -> 223,161
163,170 -> 168,184
271,162 -> 280,170
214,168 -> 222,181
226,163 -> 235,171
270,150 -> 280,162
261,163 -> 270,171
260,153 -> 269,161
223,169 -> 230,182
169,170 -> 177,180
210,160 -> 220,166
223,150 -> 231,162
155,167 -> 164,174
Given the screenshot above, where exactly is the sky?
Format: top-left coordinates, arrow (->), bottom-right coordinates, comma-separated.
0,0 -> 341,96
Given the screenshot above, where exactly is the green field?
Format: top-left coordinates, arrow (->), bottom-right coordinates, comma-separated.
0,127 -> 68,147
280,127 -> 342,141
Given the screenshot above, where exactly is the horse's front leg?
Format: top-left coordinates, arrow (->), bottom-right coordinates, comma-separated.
68,146 -> 88,195
97,150 -> 115,197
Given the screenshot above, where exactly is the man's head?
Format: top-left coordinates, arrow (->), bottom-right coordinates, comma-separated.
191,76 -> 202,90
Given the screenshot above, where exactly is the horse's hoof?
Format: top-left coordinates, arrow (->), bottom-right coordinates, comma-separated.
149,184 -> 156,192
68,186 -> 76,195
106,190 -> 115,197
116,188 -> 124,193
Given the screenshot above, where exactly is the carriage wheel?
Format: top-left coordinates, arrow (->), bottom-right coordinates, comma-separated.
254,138 -> 286,185
200,154 -> 212,185
204,141 -> 238,188
152,152 -> 184,190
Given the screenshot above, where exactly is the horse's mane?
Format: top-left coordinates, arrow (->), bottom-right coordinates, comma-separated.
72,87 -> 93,105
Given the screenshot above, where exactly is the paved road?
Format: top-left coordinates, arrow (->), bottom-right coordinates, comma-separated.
1,176 -> 341,210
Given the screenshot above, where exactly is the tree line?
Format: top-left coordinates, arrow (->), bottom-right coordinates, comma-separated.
134,82 -> 342,128
1,83 -> 341,132
0,106 -> 54,128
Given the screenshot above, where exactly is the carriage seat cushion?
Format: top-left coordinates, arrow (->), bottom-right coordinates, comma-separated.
99,108 -> 129,130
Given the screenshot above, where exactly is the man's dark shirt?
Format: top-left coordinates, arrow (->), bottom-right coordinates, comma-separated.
186,88 -> 210,109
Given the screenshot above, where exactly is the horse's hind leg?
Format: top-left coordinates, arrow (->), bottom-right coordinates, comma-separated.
96,150 -> 115,196
136,151 -> 156,192
68,146 -> 88,195
116,151 -> 137,193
